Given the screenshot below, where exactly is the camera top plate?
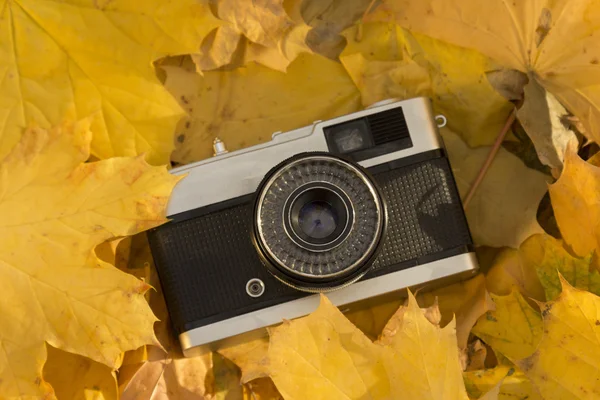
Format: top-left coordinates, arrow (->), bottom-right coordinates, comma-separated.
165,97 -> 442,217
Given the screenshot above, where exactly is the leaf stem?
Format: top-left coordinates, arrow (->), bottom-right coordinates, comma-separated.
463,108 -> 517,208
361,0 -> 378,22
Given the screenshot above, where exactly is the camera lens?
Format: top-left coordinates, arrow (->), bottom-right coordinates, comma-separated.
298,200 -> 337,239
289,187 -> 349,247
253,153 -> 385,292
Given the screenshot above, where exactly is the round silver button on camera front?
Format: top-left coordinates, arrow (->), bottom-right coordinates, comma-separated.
246,278 -> 265,297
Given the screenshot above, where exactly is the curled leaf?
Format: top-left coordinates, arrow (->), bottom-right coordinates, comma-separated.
516,78 -> 578,170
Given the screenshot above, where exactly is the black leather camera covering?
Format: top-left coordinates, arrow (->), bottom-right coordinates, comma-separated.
148,150 -> 473,334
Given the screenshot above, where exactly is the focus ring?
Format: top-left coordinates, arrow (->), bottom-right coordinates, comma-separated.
253,153 -> 385,292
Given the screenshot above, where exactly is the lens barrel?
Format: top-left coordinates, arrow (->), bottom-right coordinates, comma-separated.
252,153 -> 386,292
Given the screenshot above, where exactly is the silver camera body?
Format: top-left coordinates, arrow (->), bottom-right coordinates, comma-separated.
149,97 -> 478,356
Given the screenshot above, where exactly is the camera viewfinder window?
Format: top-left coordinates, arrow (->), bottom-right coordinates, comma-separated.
324,119 -> 373,154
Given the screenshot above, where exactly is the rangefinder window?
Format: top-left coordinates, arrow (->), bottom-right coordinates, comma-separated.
324,119 -> 373,154
324,107 -> 413,161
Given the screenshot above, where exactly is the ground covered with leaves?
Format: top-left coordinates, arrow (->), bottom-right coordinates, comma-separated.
1,0 -> 600,399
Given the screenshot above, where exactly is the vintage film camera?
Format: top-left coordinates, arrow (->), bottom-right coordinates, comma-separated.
148,97 -> 477,355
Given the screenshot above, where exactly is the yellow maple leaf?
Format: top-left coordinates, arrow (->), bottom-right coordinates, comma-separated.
484,247 -> 546,302
194,25 -> 243,72
378,293 -> 469,400
242,378 -> 283,400
485,233 -> 600,301
217,0 -> 293,48
44,345 -> 117,400
472,289 -> 543,361
368,0 -> 600,145
162,54 -> 360,165
417,274 -> 494,350
0,0 -> 220,165
520,234 -> 599,300
340,22 -> 513,147
194,0 -> 313,73
442,128 -> 550,248
516,78 -> 578,170
119,345 -> 213,399
266,293 -> 470,400
344,298 -> 403,341
516,277 -> 600,399
267,295 -> 390,399
549,147 -> 600,266
240,23 -> 314,72
218,338 -> 270,384
0,121 -> 180,398
212,352 -> 246,399
463,365 -> 542,400
290,0 -> 374,59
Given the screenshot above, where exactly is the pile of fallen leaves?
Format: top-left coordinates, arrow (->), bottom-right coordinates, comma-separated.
1,0 -> 600,399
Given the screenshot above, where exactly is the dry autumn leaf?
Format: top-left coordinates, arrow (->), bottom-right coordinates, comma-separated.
483,248 -> 546,302
516,277 -> 600,399
267,295 -> 391,399
291,0 -> 374,59
194,0 -> 313,72
463,340 -> 487,372
0,0 -> 219,165
217,0 -> 293,48
472,290 -> 543,361
378,293 -> 469,399
162,54 -> 360,165
417,275 -> 494,351
368,0 -> 600,149
0,121 -> 179,398
442,128 -> 550,248
44,345 -> 117,400
245,24 -> 314,73
343,297 -> 403,341
195,25 -> 242,71
4,1 -> 600,399
485,233 -> 600,301
218,338 -> 270,384
520,234 -> 600,301
517,78 -> 578,170
118,324 -> 214,400
242,378 -> 284,400
549,147 -> 600,266
340,22 -> 513,147
463,365 -> 542,400
266,293 -> 471,400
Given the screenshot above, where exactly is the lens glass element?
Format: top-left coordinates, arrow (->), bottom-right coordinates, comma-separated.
289,186 -> 349,247
298,200 -> 338,239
